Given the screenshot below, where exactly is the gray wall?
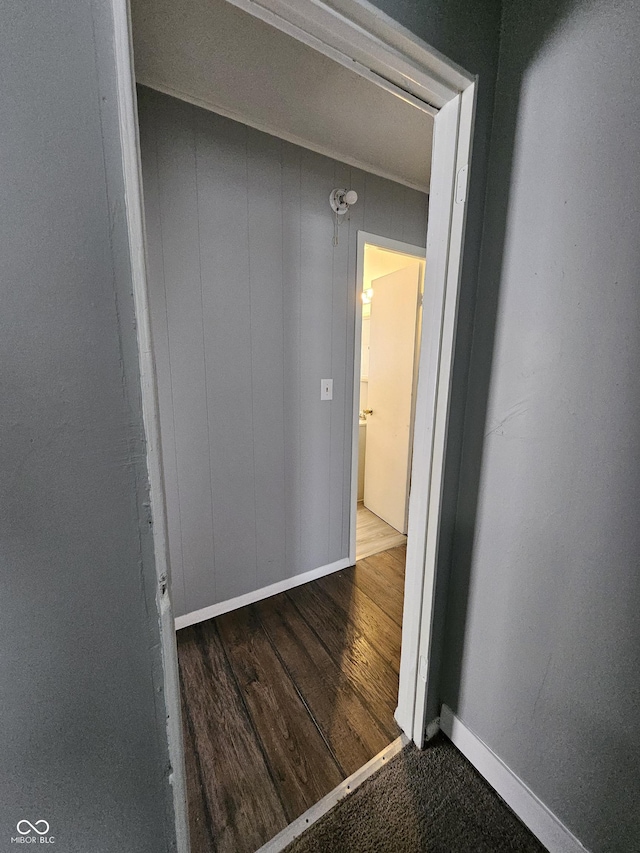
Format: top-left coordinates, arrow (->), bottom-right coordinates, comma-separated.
0,2 -> 176,851
442,0 -> 640,850
138,87 -> 428,617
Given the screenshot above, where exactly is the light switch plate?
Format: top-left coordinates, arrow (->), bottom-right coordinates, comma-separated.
321,378 -> 333,400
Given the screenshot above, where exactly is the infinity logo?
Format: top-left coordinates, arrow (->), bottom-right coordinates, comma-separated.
16,820 -> 50,836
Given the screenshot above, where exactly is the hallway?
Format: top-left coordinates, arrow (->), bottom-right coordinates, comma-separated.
178,545 -> 406,852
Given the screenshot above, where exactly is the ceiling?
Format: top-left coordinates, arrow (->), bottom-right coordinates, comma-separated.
364,244 -> 425,290
131,0 -> 433,192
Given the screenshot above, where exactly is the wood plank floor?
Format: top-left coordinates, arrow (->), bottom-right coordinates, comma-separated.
356,503 -> 407,560
178,544 -> 406,853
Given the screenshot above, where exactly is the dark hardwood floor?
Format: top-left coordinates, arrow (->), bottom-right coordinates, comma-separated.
178,544 -> 406,853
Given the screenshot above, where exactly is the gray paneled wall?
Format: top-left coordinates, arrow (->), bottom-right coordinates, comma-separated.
138,86 -> 428,617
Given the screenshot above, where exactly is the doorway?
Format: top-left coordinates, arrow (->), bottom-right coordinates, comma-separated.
353,236 -> 426,563
114,0 -> 477,849
139,82 -> 427,849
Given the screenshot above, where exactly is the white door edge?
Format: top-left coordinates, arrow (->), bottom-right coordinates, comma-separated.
398,82 -> 476,746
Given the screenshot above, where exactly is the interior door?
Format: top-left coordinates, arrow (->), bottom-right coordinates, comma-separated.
363,262 -> 421,533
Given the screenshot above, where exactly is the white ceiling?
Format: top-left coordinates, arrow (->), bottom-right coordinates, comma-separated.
364,245 -> 425,293
131,0 -> 433,192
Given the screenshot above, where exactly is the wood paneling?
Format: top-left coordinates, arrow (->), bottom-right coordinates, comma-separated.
328,158 -> 353,563
281,141 -> 304,576
154,95 -> 216,614
299,150 -> 336,571
178,547 -> 405,852
139,86 -> 428,617
194,110 -> 258,603
137,94 -> 186,615
246,128 -> 287,587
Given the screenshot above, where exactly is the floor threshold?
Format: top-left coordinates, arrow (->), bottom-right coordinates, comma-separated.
257,734 -> 410,853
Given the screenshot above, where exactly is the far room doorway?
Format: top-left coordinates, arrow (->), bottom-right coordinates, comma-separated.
354,236 -> 425,563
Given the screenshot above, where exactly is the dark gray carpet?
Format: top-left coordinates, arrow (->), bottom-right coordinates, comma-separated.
284,736 -> 548,853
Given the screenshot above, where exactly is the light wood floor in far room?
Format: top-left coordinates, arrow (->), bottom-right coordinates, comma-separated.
356,503 -> 407,560
178,544 -> 406,853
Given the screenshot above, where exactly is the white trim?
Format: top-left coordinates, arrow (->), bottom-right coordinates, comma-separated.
225,0 -> 472,108
394,81 -> 476,745
395,91 -> 461,741
351,232 -> 365,566
257,734 -> 409,853
408,82 -> 476,744
175,558 -> 351,630
440,706 -> 591,853
314,0 -> 472,93
110,0 -> 189,849
136,79 -> 429,194
355,233 -> 428,256
350,233 -> 427,565
222,0 -> 438,116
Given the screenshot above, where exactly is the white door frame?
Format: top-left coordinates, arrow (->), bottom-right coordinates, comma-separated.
350,233 -> 426,558
395,86 -> 475,743
112,0 -> 476,847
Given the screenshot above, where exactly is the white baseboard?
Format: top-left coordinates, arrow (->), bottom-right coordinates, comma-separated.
174,557 -> 352,630
257,734 -> 409,853
440,705 -> 590,853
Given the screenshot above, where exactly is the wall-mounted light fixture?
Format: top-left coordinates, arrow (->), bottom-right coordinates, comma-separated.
361,288 -> 374,304
329,188 -> 358,214
330,188 -> 358,245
